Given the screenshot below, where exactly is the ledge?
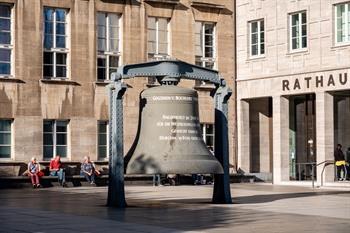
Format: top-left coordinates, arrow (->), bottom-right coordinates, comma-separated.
40,79 -> 80,86
286,49 -> 309,56
193,84 -> 216,91
191,1 -> 233,14
146,83 -> 160,88
96,81 -> 133,88
0,77 -> 25,83
100,0 -> 126,3
246,55 -> 266,62
331,43 -> 350,50
144,0 -> 180,5
191,1 -> 225,10
95,80 -> 112,86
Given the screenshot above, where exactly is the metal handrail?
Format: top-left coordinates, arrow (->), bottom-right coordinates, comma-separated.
294,160 -> 347,188
295,161 -> 334,188
294,162 -> 316,187
318,160 -> 334,187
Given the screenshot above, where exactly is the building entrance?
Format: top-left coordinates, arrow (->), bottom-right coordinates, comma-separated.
289,94 -> 316,181
334,91 -> 350,152
334,91 -> 350,181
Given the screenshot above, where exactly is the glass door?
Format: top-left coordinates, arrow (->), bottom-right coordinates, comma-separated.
289,94 -> 316,181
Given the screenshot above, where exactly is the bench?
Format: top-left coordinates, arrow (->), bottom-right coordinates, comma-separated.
0,174 -> 156,188
0,161 -> 109,188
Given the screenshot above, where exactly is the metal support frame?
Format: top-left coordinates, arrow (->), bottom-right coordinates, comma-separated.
115,59 -> 221,85
107,81 -> 127,207
212,80 -> 233,204
107,59 -> 232,207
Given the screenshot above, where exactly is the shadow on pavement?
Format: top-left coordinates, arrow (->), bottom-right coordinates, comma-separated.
232,190 -> 350,204
0,188 -> 349,232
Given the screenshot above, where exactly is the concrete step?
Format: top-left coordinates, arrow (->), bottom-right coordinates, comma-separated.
0,173 -> 264,189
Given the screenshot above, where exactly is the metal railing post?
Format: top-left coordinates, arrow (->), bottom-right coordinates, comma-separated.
311,164 -> 314,188
334,164 -> 337,181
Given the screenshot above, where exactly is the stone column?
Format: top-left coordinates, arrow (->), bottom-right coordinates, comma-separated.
237,99 -> 250,173
249,98 -> 272,173
315,92 -> 334,185
272,96 -> 290,183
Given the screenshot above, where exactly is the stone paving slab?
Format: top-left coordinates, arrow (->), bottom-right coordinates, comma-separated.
0,184 -> 349,233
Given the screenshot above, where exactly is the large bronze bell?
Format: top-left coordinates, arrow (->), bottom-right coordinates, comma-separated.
125,84 -> 224,174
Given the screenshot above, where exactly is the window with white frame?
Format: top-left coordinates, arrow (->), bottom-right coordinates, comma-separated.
43,120 -> 68,158
335,2 -> 350,44
290,12 -> 307,50
147,17 -> 169,84
0,120 -> 11,158
43,8 -> 68,79
249,20 -> 264,56
195,22 -> 216,69
200,123 -> 214,152
0,4 -> 12,76
147,17 -> 169,59
194,22 -> 216,86
97,12 -> 121,81
98,121 -> 108,160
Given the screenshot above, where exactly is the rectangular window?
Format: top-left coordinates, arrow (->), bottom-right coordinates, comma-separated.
147,17 -> 169,85
290,12 -> 307,50
97,12 -> 121,81
147,17 -> 169,58
98,121 -> 108,160
43,120 -> 68,158
0,120 -> 11,158
0,4 -> 12,76
200,123 -> 214,152
195,22 -> 216,86
195,22 -> 216,68
249,20 -> 264,56
335,2 -> 350,44
43,8 -> 68,79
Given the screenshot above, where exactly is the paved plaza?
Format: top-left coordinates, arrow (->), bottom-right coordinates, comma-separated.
0,184 -> 349,233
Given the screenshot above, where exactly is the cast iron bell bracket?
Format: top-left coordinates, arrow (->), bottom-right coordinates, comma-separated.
107,59 -> 232,207
113,59 -> 222,85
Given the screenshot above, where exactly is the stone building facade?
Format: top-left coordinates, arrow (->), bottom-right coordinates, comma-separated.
236,0 -> 350,185
0,0 -> 236,167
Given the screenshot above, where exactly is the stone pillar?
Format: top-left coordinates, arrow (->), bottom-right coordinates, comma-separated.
237,99 -> 250,173
272,96 -> 290,183
316,92 -> 334,185
249,98 -> 272,173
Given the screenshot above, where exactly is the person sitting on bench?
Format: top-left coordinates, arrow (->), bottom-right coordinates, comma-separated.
28,157 -> 41,188
49,155 -> 66,186
80,156 -> 97,185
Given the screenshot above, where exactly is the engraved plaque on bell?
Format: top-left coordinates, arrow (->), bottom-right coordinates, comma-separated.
125,85 -> 224,174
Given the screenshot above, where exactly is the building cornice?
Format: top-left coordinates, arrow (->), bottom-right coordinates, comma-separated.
144,0 -> 180,5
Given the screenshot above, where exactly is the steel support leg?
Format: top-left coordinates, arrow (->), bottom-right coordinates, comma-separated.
107,81 -> 127,208
212,79 -> 233,204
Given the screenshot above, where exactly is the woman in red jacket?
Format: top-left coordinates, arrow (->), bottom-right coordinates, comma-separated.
49,155 -> 66,186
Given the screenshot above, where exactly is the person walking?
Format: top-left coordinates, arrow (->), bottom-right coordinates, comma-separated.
28,157 -> 41,188
334,144 -> 346,181
49,155 -> 66,186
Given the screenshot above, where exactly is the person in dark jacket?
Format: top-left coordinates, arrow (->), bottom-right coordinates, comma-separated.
346,147 -> 350,180
334,144 -> 346,181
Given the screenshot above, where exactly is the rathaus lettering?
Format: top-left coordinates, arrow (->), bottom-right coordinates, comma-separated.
282,73 -> 348,91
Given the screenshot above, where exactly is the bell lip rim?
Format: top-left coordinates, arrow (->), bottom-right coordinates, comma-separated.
126,165 -> 224,175
125,172 -> 224,175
